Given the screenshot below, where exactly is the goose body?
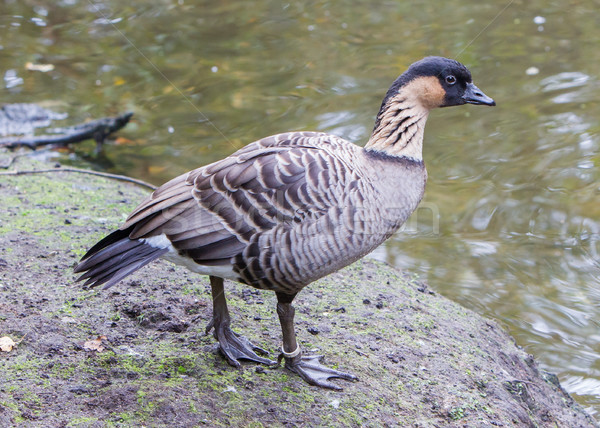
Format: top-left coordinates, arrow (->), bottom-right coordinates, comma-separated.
82,132 -> 426,293
75,56 -> 495,389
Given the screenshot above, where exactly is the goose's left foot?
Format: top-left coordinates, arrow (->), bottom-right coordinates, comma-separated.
279,352 -> 358,390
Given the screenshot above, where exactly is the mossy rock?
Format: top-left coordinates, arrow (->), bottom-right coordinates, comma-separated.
0,154 -> 596,427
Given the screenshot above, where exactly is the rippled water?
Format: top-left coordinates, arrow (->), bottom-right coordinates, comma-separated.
2,0 -> 599,416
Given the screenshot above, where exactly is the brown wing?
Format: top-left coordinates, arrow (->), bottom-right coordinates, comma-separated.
121,132 -> 363,269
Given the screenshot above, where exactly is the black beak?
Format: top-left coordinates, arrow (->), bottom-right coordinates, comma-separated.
463,83 -> 496,106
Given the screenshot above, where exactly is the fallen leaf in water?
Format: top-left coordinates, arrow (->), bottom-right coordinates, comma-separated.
0,336 -> 16,352
114,137 -> 136,146
148,165 -> 166,175
83,335 -> 107,352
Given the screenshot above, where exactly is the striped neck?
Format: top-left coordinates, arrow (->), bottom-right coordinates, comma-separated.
364,93 -> 430,161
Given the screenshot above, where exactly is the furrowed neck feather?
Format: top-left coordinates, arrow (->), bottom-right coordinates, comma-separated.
365,76 -> 444,160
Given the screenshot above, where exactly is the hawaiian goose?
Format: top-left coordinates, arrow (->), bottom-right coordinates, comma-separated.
75,56 -> 495,389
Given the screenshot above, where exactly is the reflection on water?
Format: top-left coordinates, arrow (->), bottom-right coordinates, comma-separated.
2,0 -> 600,417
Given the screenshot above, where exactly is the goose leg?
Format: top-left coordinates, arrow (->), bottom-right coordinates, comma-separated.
206,276 -> 275,367
276,292 -> 358,390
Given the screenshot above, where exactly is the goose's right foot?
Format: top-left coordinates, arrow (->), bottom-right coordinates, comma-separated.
206,318 -> 276,367
207,275 -> 276,367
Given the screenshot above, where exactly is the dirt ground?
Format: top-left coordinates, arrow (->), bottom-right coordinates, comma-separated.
0,155 -> 597,427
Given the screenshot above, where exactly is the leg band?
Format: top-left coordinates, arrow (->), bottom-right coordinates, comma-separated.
281,344 -> 301,358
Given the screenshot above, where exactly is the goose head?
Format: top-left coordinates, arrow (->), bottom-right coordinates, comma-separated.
383,56 -> 496,110
367,56 -> 495,159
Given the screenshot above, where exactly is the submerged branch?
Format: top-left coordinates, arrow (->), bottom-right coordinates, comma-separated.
0,112 -> 134,150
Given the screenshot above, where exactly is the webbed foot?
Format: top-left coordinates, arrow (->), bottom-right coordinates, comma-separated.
206,320 -> 276,367
206,275 -> 276,367
279,352 -> 358,390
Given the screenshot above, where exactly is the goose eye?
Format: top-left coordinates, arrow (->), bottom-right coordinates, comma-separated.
445,75 -> 456,85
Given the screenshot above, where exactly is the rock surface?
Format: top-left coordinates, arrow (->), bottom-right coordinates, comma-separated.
0,155 -> 597,427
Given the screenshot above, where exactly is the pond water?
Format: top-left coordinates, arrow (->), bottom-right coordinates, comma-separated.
2,0 -> 600,417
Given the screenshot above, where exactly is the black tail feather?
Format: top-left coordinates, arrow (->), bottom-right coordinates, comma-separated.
75,227 -> 168,289
78,228 -> 133,262
78,241 -> 154,282
80,244 -> 161,287
75,237 -> 143,273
